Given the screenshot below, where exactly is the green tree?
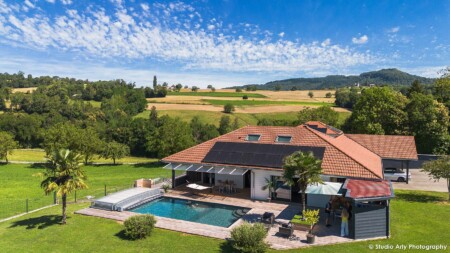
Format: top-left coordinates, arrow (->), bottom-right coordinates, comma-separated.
421,156 -> 450,200
147,116 -> 195,158
308,91 -> 314,98
153,76 -> 157,89
218,115 -> 232,135
0,131 -> 19,163
102,141 -> 130,164
275,84 -> 281,91
433,69 -> 450,109
406,93 -> 449,154
223,103 -> 235,113
149,106 -> 158,124
175,84 -> 183,92
407,80 -> 425,98
191,86 -> 199,92
190,116 -> 219,143
39,149 -> 88,224
76,127 -> 103,165
283,151 -> 323,214
42,123 -> 80,155
343,87 -> 408,135
297,106 -> 339,126
325,92 -> 332,98
235,88 -> 243,92
232,117 -> 239,130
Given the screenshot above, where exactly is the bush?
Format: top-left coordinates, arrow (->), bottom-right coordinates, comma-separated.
308,91 -> 314,98
230,222 -> 269,253
223,103 -> 235,113
236,88 -> 243,92
162,183 -> 170,193
325,92 -> 332,98
242,95 -> 248,100
124,215 -> 156,240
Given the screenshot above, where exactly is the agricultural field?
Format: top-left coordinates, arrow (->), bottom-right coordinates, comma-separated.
136,110 -> 351,127
146,89 -> 344,115
0,190 -> 448,252
12,87 -> 38,93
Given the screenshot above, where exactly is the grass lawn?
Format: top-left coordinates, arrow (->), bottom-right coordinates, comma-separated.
0,163 -> 173,219
9,149 -> 157,164
0,190 -> 448,252
168,91 -> 267,98
203,99 -> 334,107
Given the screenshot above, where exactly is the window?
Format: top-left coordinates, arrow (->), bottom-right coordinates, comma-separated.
276,135 -> 292,143
245,134 -> 261,141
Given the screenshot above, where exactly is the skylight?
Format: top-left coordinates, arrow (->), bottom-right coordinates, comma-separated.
276,136 -> 292,143
245,134 -> 261,141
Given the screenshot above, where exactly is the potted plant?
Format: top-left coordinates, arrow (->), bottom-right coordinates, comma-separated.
261,177 -> 277,201
303,209 -> 320,244
162,183 -> 170,193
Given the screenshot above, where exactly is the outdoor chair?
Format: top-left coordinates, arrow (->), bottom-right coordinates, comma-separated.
278,225 -> 295,240
261,212 -> 275,226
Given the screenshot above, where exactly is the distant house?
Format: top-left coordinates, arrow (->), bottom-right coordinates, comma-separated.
162,121 -> 418,239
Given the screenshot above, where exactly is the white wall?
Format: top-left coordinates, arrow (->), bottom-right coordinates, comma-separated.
251,169 -> 283,200
307,194 -> 334,208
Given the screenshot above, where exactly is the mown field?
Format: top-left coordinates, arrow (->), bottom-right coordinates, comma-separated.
203,99 -> 334,107
0,163 -> 172,219
8,149 -> 156,164
0,190 -> 448,252
168,91 -> 267,98
136,110 -> 351,127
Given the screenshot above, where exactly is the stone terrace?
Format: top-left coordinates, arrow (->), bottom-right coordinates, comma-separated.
76,192 -> 378,250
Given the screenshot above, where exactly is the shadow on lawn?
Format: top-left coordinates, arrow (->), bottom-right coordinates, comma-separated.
133,162 -> 165,169
27,163 -> 51,169
9,215 -> 65,229
219,240 -> 236,253
395,192 -> 445,203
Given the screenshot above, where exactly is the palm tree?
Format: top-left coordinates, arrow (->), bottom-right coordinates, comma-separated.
39,149 -> 88,224
282,151 -> 323,215
261,177 -> 277,200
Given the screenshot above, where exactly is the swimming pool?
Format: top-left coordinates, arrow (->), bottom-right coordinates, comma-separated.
131,197 -> 249,227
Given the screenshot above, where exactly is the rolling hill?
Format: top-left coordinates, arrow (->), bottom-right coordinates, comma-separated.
230,69 -> 436,90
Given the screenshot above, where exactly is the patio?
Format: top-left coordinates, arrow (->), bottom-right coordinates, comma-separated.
77,189 -> 373,250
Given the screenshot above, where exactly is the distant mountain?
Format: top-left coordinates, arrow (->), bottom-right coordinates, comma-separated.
230,69 -> 436,90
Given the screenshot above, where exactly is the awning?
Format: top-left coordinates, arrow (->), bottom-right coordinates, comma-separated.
303,182 -> 343,195
164,163 -> 248,175
216,167 -> 248,176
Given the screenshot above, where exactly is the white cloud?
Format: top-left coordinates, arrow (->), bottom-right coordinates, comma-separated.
61,0 -> 72,5
352,35 -> 369,44
389,26 -> 400,33
278,32 -> 284,38
45,0 -> 56,3
0,1 -> 376,74
141,3 -> 149,12
321,38 -> 331,47
24,0 -> 35,9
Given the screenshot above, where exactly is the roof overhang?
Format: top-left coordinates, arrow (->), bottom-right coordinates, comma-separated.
163,163 -> 248,176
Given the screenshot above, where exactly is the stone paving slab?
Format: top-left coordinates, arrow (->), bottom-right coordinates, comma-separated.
75,195 -> 385,250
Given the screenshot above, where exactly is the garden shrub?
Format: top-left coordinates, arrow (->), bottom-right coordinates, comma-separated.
124,214 -> 156,240
230,222 -> 269,253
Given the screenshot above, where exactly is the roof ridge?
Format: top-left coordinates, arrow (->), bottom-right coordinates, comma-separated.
303,125 -> 382,179
161,126 -> 251,162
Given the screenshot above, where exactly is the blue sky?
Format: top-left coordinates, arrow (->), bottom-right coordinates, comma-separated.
0,0 -> 448,87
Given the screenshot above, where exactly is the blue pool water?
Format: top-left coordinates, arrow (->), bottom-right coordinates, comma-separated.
131,197 -> 248,227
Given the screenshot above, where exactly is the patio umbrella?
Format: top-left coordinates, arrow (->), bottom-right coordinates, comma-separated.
303,182 -> 343,195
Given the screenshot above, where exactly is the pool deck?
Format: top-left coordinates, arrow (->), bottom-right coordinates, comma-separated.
76,191 -> 382,250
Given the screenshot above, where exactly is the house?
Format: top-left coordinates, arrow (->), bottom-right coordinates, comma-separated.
161,121 -> 418,239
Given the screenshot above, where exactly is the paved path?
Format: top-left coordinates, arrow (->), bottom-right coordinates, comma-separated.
392,170 -> 447,192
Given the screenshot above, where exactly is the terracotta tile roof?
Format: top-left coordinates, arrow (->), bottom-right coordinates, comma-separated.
344,179 -> 393,199
305,121 -> 343,135
345,134 -> 418,160
162,124 -> 385,179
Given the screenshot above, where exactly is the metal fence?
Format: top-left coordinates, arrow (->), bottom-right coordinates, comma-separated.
0,184 -> 135,221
